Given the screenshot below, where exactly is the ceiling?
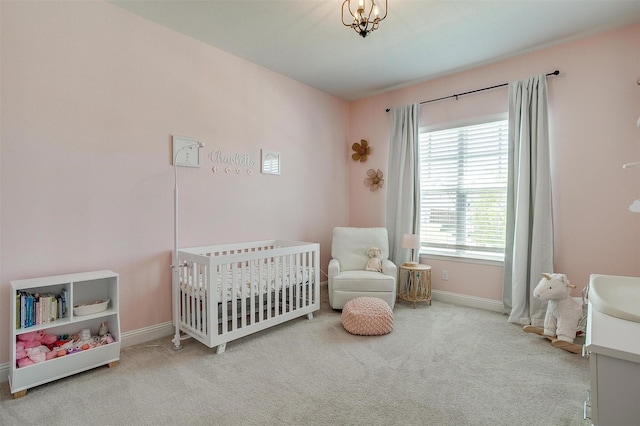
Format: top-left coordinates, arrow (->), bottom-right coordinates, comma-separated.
110,0 -> 640,101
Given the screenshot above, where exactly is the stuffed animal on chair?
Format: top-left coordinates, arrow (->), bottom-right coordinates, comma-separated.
365,247 -> 383,273
523,273 -> 584,353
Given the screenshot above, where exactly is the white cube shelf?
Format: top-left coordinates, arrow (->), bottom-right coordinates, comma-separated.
9,270 -> 121,398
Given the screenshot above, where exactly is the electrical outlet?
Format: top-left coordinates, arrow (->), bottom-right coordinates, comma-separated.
442,270 -> 449,281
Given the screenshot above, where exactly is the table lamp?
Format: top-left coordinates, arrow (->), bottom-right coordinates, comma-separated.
402,233 -> 420,267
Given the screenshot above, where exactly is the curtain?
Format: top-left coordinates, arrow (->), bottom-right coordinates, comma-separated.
386,103 -> 420,266
503,74 -> 554,327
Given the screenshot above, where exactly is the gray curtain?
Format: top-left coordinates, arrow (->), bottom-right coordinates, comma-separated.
386,103 -> 420,266
503,74 -> 554,327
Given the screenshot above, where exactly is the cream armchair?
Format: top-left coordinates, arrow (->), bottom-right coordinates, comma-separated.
328,227 -> 397,309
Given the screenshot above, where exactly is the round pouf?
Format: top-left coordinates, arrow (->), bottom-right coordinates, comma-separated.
341,297 -> 393,336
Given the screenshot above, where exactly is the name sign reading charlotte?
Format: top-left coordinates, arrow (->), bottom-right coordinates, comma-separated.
209,150 -> 255,167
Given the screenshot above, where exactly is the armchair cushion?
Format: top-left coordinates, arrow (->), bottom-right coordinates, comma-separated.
331,270 -> 395,293
331,227 -> 390,271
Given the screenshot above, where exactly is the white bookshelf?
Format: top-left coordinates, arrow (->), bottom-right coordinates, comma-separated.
9,270 -> 120,398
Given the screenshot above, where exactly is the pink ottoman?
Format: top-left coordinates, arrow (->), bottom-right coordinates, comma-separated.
341,297 -> 393,336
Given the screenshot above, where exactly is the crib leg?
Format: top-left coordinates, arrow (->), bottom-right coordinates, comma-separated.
216,343 -> 226,354
307,312 -> 313,320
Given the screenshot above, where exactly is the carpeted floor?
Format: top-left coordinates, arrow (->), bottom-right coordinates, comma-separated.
0,285 -> 590,425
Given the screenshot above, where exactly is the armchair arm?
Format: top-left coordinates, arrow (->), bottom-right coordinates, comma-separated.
382,259 -> 397,300
328,258 -> 340,284
381,259 -> 397,279
328,258 -> 341,308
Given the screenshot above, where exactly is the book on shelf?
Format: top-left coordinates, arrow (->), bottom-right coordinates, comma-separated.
57,295 -> 63,319
27,293 -> 34,327
15,292 -> 20,329
60,289 -> 68,318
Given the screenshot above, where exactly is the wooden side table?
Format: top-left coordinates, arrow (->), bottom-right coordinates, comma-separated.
398,264 -> 432,308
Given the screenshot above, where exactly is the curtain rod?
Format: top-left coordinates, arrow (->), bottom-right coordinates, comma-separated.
385,70 -> 560,112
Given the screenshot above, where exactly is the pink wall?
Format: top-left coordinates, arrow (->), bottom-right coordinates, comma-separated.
349,23 -> 640,300
0,2 -> 349,364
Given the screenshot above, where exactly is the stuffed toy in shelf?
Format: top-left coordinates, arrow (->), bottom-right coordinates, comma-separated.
15,331 -> 59,367
524,273 -> 585,354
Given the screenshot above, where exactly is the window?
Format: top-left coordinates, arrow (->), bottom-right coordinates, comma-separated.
419,116 -> 508,261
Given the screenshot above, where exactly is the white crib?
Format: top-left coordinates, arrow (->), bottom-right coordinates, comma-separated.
175,240 -> 320,353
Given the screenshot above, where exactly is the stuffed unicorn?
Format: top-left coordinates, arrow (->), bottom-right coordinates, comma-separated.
533,273 -> 584,344
524,273 -> 585,353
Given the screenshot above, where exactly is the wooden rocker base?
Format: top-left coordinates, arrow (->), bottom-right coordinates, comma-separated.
522,325 -> 583,354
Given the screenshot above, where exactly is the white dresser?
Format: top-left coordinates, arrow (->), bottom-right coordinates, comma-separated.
585,300 -> 640,425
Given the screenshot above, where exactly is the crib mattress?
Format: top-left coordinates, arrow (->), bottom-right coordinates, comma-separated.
180,264 -> 315,301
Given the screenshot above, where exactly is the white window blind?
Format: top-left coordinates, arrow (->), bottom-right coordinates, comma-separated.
419,118 -> 508,259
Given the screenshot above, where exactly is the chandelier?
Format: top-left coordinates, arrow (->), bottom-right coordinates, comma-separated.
341,0 -> 388,38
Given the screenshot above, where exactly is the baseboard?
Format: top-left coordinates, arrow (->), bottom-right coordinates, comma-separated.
119,321 -> 175,349
0,322 -> 175,385
432,289 -> 505,313
323,279 -> 502,313
0,362 -> 8,384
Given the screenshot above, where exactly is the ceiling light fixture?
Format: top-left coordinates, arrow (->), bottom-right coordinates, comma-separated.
342,0 -> 387,38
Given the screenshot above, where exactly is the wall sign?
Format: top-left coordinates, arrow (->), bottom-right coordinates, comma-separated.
261,150 -> 281,175
209,150 -> 256,176
173,136 -> 202,168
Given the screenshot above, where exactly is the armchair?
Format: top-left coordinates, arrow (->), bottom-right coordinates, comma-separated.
328,227 -> 397,309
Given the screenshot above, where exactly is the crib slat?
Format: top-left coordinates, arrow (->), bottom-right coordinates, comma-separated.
187,266 -> 194,330
201,264 -> 208,336
193,264 -> 200,331
240,260 -> 247,329
211,266 -> 218,338
258,257 -> 264,322
180,265 -> 187,327
286,254 -> 291,312
231,264 -> 237,331
248,259 -> 254,326
300,253 -> 304,309
278,255 -> 284,315
220,264 -> 228,335
266,258 -> 272,320
188,267 -> 195,330
276,256 -> 285,317
294,253 -> 299,311
201,263 -> 206,332
296,253 -> 301,310
302,251 -> 308,307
